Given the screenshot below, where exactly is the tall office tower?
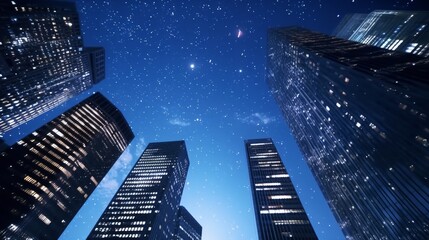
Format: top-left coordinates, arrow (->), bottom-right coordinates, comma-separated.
334,11 -> 429,56
0,1 -> 105,134
88,141 -> 190,240
267,27 -> 429,239
0,92 -> 134,239
174,206 -> 202,240
245,138 -> 318,240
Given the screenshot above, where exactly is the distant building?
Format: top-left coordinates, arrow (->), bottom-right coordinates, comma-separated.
245,138 -> 318,240
0,92 -> 134,239
174,206 -> 202,240
0,1 -> 105,134
334,11 -> 429,56
84,47 -> 106,84
88,141 -> 190,240
0,138 -> 8,152
267,27 -> 429,239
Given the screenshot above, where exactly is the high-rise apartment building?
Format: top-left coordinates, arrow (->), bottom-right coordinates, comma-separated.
334,11 -> 429,56
0,1 -> 105,134
245,138 -> 318,240
174,206 -> 202,240
267,27 -> 429,239
0,92 -> 134,239
88,141 -> 190,240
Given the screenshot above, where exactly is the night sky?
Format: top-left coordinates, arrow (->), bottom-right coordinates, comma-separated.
3,0 -> 428,239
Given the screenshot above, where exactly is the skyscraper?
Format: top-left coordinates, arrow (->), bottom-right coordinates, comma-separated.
88,141 -> 190,240
0,92 -> 134,239
334,11 -> 429,56
245,138 -> 318,240
0,1 -> 105,134
267,27 -> 429,239
174,206 -> 202,240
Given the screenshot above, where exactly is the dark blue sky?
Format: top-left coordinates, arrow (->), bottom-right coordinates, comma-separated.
4,0 -> 428,239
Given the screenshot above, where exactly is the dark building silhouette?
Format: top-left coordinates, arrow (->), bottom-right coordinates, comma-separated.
245,138 -> 318,240
267,27 -> 429,239
84,47 -> 106,84
88,141 -> 190,240
174,206 -> 202,240
334,11 -> 429,56
0,1 -> 105,134
0,92 -> 134,239
0,138 -> 8,152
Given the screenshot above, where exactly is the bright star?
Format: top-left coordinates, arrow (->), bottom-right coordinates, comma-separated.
190,63 -> 195,70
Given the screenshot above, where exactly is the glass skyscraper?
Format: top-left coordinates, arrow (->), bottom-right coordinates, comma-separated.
174,206 -> 202,240
267,27 -> 429,239
88,141 -> 190,240
245,138 -> 318,240
0,0 -> 105,134
332,13 -> 367,39
334,10 -> 429,56
0,92 -> 134,239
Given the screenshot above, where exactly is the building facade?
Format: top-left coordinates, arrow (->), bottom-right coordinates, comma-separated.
88,141 -> 190,240
245,138 -> 318,240
334,11 -> 429,56
0,92 -> 134,239
174,206 -> 202,240
0,1 -> 105,134
332,13 -> 367,39
267,27 -> 429,239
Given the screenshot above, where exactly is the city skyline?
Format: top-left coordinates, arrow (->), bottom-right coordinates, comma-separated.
0,92 -> 133,239
1,0 -> 428,239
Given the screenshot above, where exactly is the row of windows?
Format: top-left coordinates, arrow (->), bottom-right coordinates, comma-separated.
124,180 -> 161,185
106,215 -> 135,220
110,200 -> 155,205
260,209 -> 304,214
105,210 -> 153,215
273,219 -> 310,225
92,233 -> 142,239
107,205 -> 154,210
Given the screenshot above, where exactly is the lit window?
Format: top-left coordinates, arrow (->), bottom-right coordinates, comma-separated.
260,209 -> 303,214
270,195 -> 295,200
267,174 -> 289,178
255,182 -> 281,187
38,214 -> 51,225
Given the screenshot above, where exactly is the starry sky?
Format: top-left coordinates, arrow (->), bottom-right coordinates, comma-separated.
3,0 -> 429,239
